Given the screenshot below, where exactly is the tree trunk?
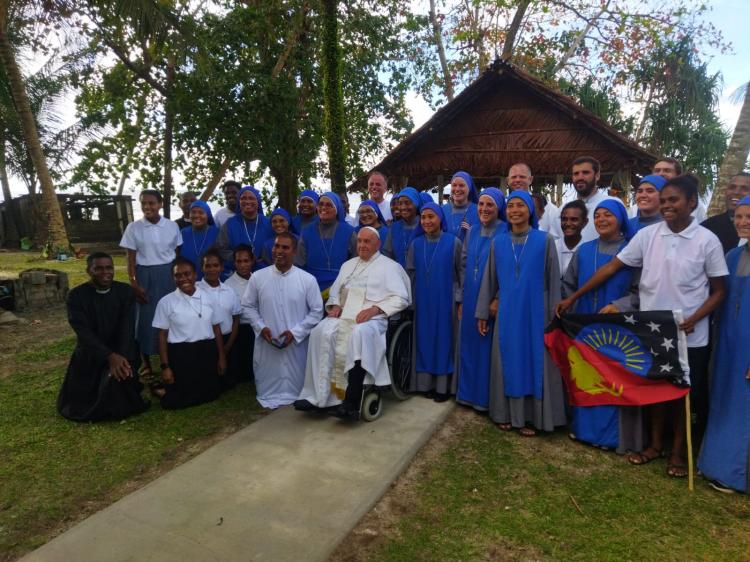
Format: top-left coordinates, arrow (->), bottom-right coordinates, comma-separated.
500,0 -> 531,61
162,53 -> 175,218
708,80 -> 750,217
200,157 -> 233,201
0,131 -> 21,241
117,98 -> 146,195
428,0 -> 453,101
269,164 -> 298,213
0,3 -> 70,251
320,0 -> 347,193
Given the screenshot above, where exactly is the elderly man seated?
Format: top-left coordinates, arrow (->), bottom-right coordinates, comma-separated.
294,226 -> 411,419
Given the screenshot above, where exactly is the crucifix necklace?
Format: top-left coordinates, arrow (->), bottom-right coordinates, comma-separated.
319,224 -> 335,270
471,230 -> 483,281
192,227 -> 209,259
182,293 -> 203,318
511,233 -> 529,279
242,216 -> 260,250
423,236 -> 441,281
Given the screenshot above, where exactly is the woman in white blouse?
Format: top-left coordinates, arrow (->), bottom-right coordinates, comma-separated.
151,257 -> 226,409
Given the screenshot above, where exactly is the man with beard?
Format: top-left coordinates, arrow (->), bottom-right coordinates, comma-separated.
702,172 -> 750,253
571,156 -> 618,242
651,157 -> 707,223
57,253 -> 150,421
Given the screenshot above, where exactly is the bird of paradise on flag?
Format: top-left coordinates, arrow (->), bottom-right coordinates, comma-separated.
545,311 -> 690,407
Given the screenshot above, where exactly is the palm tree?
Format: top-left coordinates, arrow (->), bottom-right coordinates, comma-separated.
708,80 -> 750,217
0,0 -> 70,251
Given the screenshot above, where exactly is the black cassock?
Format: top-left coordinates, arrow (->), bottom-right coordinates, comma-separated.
57,281 -> 149,422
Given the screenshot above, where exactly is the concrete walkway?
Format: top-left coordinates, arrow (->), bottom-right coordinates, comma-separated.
22,397 -> 453,562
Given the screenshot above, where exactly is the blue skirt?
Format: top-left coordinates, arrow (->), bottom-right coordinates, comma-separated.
135,263 -> 174,355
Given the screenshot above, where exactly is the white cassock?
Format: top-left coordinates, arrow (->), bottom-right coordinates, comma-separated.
242,265 -> 323,408
298,251 -> 410,407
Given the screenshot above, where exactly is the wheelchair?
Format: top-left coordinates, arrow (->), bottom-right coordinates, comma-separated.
358,310 -> 413,422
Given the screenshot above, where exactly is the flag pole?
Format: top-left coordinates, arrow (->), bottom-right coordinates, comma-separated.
685,394 -> 694,492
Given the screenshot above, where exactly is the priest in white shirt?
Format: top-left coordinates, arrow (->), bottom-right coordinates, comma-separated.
506,162 -> 562,239
571,156 -> 618,242
295,227 -> 411,419
242,233 -> 323,409
555,200 -> 588,276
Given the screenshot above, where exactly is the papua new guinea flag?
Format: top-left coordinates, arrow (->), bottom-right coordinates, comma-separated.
545,311 -> 690,407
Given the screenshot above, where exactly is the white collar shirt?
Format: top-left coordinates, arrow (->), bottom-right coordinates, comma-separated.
196,280 -> 242,335
376,198 -> 393,222
555,237 -> 583,276
617,219 -> 728,347
152,287 -> 222,343
119,216 -> 182,266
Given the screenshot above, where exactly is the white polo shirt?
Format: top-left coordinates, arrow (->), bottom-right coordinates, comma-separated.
196,280 -> 242,335
555,237 -> 583,276
119,216 -> 182,266
214,207 -> 235,228
617,220 -> 728,347
579,190 -> 619,243
152,287 -> 222,343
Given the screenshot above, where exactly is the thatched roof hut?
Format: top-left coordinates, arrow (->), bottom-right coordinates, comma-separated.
351,59 -> 655,196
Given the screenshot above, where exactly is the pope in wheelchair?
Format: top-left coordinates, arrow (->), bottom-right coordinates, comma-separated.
295,227 -> 411,420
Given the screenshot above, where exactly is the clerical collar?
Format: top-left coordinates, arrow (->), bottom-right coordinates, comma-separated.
359,251 -> 381,263
94,287 -> 111,294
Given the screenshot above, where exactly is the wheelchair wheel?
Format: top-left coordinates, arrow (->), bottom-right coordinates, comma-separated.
361,391 -> 382,422
387,320 -> 413,401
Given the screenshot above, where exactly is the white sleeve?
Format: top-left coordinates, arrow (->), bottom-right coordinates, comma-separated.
119,222 -> 138,251
230,289 -> 242,316
290,275 -> 324,343
616,231 -> 644,268
211,299 -> 223,326
242,276 -> 266,333
174,223 -> 184,247
704,235 -> 729,278
152,296 -> 171,329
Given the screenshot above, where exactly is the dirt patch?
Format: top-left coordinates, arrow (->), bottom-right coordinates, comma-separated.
329,407 -> 480,562
0,305 -> 71,378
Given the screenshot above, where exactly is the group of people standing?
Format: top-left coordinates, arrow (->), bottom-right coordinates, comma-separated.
56,155 -> 750,495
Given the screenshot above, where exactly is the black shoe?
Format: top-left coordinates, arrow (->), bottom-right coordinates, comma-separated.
293,399 -> 317,412
424,390 -> 436,399
433,393 -> 451,403
332,403 -> 360,421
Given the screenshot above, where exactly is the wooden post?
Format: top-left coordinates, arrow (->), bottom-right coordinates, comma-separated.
555,174 -> 564,207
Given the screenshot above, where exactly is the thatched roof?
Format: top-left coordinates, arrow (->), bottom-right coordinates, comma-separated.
351,59 -> 655,191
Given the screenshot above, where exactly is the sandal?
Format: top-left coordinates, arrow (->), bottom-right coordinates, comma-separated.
149,382 -> 166,398
667,462 -> 688,478
518,426 -> 537,437
627,448 -> 662,466
497,423 -> 512,432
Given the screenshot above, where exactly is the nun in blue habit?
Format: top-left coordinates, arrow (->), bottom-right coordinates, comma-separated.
562,198 -> 638,450
442,171 -> 480,243
698,195 -> 750,493
476,190 -> 566,435
456,188 -> 506,410
406,202 -> 462,401
355,200 -> 389,240
292,189 -> 320,233
180,201 -> 219,280
261,208 -> 298,266
295,191 -> 356,296
383,188 -> 422,267
217,185 -> 273,275
629,174 -> 667,232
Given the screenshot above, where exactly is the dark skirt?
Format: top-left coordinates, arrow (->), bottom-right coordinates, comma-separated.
234,323 -> 255,384
161,339 -> 220,410
57,350 -> 149,422
221,333 -> 238,392
136,263 -> 175,356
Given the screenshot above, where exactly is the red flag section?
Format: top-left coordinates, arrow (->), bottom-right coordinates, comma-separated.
545,326 -> 689,407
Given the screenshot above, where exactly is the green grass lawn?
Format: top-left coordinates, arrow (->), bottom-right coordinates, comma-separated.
367,410 -> 750,562
0,249 -> 128,288
0,251 -> 266,560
